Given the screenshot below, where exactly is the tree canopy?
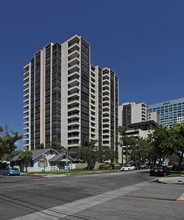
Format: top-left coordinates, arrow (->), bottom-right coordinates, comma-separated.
0,125 -> 23,160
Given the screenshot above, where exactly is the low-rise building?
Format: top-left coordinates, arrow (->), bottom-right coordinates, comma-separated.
11,148 -> 75,172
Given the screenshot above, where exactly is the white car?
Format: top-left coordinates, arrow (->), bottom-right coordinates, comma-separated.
120,165 -> 136,171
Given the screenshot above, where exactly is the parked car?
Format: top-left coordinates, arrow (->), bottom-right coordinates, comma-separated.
134,165 -> 140,170
121,165 -> 136,171
140,164 -> 147,169
172,164 -> 184,171
150,165 -> 170,176
1,168 -> 20,176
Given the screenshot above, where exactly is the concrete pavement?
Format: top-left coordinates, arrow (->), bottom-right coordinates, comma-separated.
158,175 -> 184,184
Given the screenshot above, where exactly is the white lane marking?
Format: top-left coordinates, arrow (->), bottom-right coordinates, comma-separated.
176,193 -> 184,201
11,182 -> 147,220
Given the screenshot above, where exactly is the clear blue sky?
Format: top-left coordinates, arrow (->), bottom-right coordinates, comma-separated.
0,0 -> 184,149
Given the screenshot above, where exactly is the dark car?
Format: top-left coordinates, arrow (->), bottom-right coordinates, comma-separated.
1,168 -> 20,176
150,165 -> 170,176
172,164 -> 184,171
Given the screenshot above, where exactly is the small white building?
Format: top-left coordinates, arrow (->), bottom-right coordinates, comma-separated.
11,148 -> 75,172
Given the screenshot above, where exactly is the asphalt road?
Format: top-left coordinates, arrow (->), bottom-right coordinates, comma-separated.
0,170 -> 184,220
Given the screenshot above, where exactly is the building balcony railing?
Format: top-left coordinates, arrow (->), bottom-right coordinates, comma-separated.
68,85 -> 79,93
68,57 -> 80,67
68,50 -> 80,61
68,104 -> 80,112
67,143 -> 79,147
102,80 -> 110,86
23,104 -> 29,109
68,78 -> 80,87
68,70 -> 80,79
23,126 -> 29,131
23,121 -> 29,125
24,75 -> 29,82
23,87 -> 29,93
67,114 -> 80,120
68,91 -> 80,99
68,128 -> 80,133
103,91 -> 110,96
68,64 -> 80,74
68,120 -> 80,126
23,93 -> 29,99
23,99 -> 29,105
23,109 -> 29,114
68,136 -> 80,140
68,43 -> 80,55
23,81 -> 29,88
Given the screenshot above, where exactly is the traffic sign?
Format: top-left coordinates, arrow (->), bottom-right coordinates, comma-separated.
42,157 -> 47,163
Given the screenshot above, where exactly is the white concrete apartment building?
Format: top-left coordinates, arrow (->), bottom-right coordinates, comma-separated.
23,35 -> 119,152
118,102 -> 159,127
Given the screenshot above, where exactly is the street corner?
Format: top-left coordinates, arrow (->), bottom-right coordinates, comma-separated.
153,176 -> 184,184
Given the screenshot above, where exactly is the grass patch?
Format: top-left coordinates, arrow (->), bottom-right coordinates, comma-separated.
165,173 -> 183,178
21,169 -> 120,176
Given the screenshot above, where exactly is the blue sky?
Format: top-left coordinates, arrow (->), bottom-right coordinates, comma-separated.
0,0 -> 184,149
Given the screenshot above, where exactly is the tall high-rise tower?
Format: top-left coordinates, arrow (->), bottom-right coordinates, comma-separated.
23,35 -> 119,152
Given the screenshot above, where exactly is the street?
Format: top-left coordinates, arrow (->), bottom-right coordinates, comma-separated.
0,170 -> 184,220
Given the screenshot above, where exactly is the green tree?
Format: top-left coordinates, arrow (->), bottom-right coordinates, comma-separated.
18,150 -> 33,172
72,140 -> 98,170
147,126 -> 169,164
98,145 -> 117,163
0,125 -> 23,160
35,143 -> 44,150
130,137 -> 151,165
6,150 -> 22,161
50,141 -> 67,154
167,123 -> 184,172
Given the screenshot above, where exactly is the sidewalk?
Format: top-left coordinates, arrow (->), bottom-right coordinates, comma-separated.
157,175 -> 184,184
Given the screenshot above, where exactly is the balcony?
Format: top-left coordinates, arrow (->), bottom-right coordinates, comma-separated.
23,109 -> 29,114
68,119 -> 80,126
102,142 -> 110,146
103,91 -> 110,96
68,105 -> 80,113
24,75 -> 29,83
68,142 -> 79,148
90,81 -> 95,89
68,78 -> 80,88
68,114 -> 80,120
102,80 -> 110,86
24,70 -> 29,77
68,64 -> 80,74
103,96 -> 110,102
68,43 -> 80,55
103,136 -> 110,141
68,135 -> 80,140
68,57 -> 80,68
68,74 -> 80,84
23,81 -> 29,88
103,75 -> 110,81
23,93 -> 29,99
68,50 -> 80,61
68,91 -> 80,100
24,104 -> 29,109
102,85 -> 110,91
23,99 -> 29,105
23,120 -> 29,125
103,106 -> 110,111
23,87 -> 29,93
68,85 -> 80,93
